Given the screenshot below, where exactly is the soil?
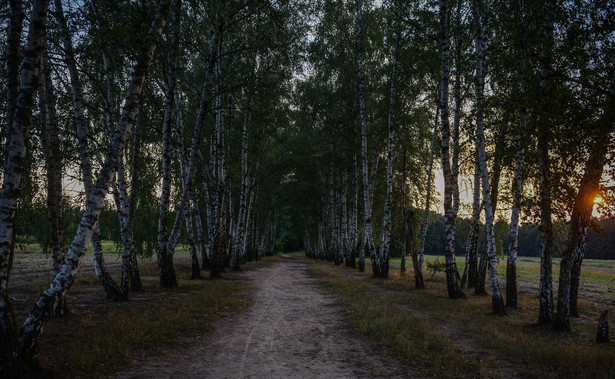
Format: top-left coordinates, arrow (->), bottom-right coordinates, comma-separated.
115,256 -> 417,378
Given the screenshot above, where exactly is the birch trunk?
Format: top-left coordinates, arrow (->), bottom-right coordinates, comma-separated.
439,0 -> 463,298
17,0 -> 173,367
554,77 -> 614,330
127,106 -> 143,291
472,0 -> 505,315
350,154 -> 358,269
419,106 -> 439,272
462,149 -> 480,289
506,83 -> 527,309
38,53 -> 67,317
4,0 -> 24,156
242,180 -> 256,263
401,136 -> 407,273
171,23 -> 219,281
341,170 -> 349,266
156,0 -> 181,288
329,150 -> 338,264
54,0 -> 121,301
210,29 -> 228,277
100,52 -> 137,301
231,113 -> 249,271
193,205 -> 210,270
537,0 -> 556,325
0,1 -> 45,372
380,11 -> 400,279
175,89 -> 201,279
355,0 -> 378,276
475,120 -> 508,295
201,147 -> 214,270
553,154 -> 604,330
407,211 -> 425,289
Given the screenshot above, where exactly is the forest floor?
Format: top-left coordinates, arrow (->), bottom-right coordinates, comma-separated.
115,255 -> 416,378
8,248 -> 615,377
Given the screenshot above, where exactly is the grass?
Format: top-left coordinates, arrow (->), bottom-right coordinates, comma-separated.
308,263 -> 484,377
301,255 -> 615,378
10,252 -> 276,377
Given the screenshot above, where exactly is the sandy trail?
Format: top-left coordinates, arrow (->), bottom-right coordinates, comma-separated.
115,256 -> 414,378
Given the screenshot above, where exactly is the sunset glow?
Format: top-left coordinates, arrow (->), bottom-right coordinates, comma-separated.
594,195 -> 604,205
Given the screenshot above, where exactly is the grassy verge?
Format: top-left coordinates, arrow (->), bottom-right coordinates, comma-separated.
11,254 -> 276,377
302,256 -> 615,378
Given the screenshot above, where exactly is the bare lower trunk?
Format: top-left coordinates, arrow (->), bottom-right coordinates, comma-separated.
349,154 -> 359,269
175,89 -> 201,279
419,106 -> 439,272
407,211 -> 425,289
506,115 -> 526,309
193,205 -> 210,270
38,53 -> 67,317
356,0 -> 377,277
127,106 -> 143,291
231,114 -> 249,271
462,151 -> 480,289
92,225 -> 120,300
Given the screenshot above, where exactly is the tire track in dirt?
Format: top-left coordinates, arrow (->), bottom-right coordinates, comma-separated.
115,256 -> 416,378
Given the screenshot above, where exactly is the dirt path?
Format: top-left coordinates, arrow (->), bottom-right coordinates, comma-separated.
115,257 -> 414,378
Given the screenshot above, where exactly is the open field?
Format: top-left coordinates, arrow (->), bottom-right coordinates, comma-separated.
388,255 -> 615,309
300,254 -> 615,378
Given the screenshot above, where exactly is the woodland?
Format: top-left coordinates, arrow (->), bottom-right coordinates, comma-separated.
0,0 -> 614,376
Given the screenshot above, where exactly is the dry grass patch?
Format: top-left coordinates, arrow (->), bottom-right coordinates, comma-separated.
10,254 -> 275,377
302,256 -> 615,378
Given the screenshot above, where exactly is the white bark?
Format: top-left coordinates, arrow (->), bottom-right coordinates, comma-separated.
355,0 -> 378,275
537,0 -> 555,325
231,113 -> 249,270
380,13 -> 399,279
419,106 -> 438,272
472,0 -> 504,314
0,1 -> 45,372
156,0 -> 181,287
463,148 -> 481,290
439,0 -> 463,298
506,125 -> 525,308
175,88 -> 201,279
18,0 -> 174,364
38,54 -> 65,281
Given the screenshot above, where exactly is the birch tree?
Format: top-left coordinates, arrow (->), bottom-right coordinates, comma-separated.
438,0 -> 463,298
355,0 -> 378,277
38,52 -> 67,316
472,0 -> 505,315
418,106 -> 438,272
506,58 -> 527,309
461,150 -> 480,289
55,0 -> 121,301
554,72 -> 614,330
378,1 -> 401,279
16,0 -> 174,367
0,0 -> 49,372
537,0 -> 556,325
